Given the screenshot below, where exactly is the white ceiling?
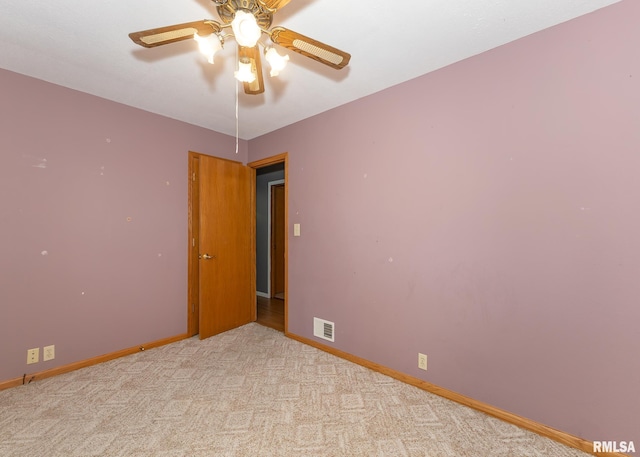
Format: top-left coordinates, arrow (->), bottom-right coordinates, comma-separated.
1,0 -> 621,140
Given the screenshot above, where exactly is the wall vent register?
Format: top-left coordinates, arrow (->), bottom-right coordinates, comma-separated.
313,317 -> 335,342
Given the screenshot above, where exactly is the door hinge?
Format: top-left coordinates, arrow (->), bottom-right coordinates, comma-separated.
192,172 -> 196,181
192,303 -> 195,313
192,237 -> 195,247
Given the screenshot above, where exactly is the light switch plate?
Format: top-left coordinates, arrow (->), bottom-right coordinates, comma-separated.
294,223 -> 300,237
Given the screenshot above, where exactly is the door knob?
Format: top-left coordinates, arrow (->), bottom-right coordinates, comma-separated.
199,253 -> 216,260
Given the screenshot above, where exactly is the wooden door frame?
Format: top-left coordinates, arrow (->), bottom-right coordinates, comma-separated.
248,152 -> 288,333
187,152 -> 200,337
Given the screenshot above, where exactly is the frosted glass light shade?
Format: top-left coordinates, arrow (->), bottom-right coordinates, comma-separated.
235,61 -> 256,83
231,11 -> 262,47
265,47 -> 289,77
193,33 -> 222,64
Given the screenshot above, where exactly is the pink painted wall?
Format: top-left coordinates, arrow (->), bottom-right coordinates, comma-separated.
249,0 -> 639,446
0,69 -> 246,381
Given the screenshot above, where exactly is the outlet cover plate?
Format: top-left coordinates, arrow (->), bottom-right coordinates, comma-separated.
27,348 -> 39,364
44,345 -> 55,361
418,353 -> 427,371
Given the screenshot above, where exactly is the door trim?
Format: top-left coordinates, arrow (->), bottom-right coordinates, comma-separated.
187,152 -> 200,337
248,152 -> 288,333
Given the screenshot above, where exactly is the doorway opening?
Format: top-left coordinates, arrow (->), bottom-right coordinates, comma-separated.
249,153 -> 288,333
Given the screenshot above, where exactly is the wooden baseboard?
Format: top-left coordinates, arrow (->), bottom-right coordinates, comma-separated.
0,333 -> 190,392
285,331 -> 627,457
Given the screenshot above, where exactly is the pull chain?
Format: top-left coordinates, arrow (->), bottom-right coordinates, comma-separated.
235,45 -> 239,154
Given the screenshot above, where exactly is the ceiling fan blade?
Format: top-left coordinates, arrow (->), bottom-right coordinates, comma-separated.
257,0 -> 294,12
239,45 -> 265,95
129,20 -> 221,48
270,27 -> 350,70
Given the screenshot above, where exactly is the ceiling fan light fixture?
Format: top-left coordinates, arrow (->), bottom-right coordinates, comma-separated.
264,47 -> 289,77
129,6 -> 351,95
235,60 -> 256,83
193,32 -> 223,64
231,10 -> 262,47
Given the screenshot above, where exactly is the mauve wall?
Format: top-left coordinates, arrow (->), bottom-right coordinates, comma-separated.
0,68 -> 246,381
249,0 -> 639,445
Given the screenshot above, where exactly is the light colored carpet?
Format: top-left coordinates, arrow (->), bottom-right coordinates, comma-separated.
0,323 -> 590,457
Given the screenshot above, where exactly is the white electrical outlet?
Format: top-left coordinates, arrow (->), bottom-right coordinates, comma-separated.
27,348 -> 39,364
43,345 -> 55,361
418,353 -> 428,371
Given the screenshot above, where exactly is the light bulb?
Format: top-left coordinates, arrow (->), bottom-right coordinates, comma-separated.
265,47 -> 289,77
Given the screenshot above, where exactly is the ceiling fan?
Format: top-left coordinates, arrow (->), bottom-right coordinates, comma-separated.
129,0 -> 351,95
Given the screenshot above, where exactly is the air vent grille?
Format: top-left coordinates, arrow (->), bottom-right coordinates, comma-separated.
313,317 -> 335,342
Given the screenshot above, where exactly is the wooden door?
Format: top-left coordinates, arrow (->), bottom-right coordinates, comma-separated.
197,154 -> 255,339
271,184 -> 285,298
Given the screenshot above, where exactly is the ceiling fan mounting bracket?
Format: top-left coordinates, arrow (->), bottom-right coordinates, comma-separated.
216,0 -> 273,30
